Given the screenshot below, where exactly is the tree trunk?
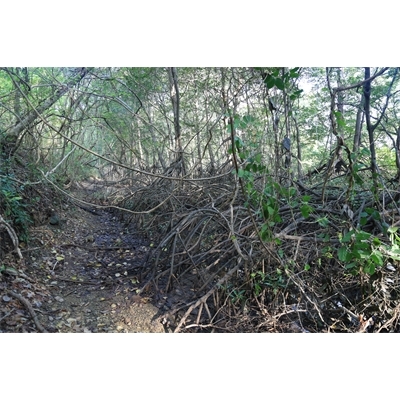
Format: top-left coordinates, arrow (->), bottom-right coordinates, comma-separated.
352,93 -> 364,153
395,126 -> 400,181
1,68 -> 89,156
168,67 -> 185,175
293,116 -> 302,179
363,67 -> 378,184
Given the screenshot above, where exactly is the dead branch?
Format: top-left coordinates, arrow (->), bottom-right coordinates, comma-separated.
174,261 -> 242,332
7,290 -> 48,333
0,214 -> 23,259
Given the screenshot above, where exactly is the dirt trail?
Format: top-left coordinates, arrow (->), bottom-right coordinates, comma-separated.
15,197 -> 166,333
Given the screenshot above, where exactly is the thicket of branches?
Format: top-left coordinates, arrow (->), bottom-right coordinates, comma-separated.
2,67 -> 400,332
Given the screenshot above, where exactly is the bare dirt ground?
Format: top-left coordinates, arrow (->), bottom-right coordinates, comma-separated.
1,195 -> 166,333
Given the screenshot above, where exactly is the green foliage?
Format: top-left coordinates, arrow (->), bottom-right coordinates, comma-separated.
386,226 -> 400,260
251,269 -> 286,296
231,122 -> 320,241
376,146 -> 397,175
337,226 -> 400,276
219,282 -> 247,304
0,173 -> 32,242
229,288 -> 246,304
338,229 -> 379,274
257,67 -> 302,94
261,179 -> 283,227
300,195 -> 314,218
316,216 -> 329,228
333,110 -> 346,128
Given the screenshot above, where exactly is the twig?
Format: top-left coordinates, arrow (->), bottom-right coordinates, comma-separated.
59,244 -> 131,251
0,308 -> 15,323
174,261 -> 241,332
183,323 -> 227,331
56,277 -> 102,285
0,214 -> 23,259
284,269 -> 327,326
275,233 -> 340,243
7,290 -> 48,333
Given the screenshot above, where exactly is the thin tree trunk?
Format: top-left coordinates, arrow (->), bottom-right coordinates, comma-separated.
395,126 -> 400,181
292,116 -> 302,179
353,93 -> 364,153
168,67 -> 185,175
1,68 -> 89,156
194,98 -> 203,176
363,67 -> 378,185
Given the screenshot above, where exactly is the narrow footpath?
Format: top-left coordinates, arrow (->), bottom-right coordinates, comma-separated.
2,196 -> 165,333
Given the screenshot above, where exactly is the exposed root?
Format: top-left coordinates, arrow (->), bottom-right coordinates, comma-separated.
7,290 -> 48,333
0,214 -> 23,259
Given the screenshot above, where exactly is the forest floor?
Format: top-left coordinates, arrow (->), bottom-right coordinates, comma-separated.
0,188 -> 168,333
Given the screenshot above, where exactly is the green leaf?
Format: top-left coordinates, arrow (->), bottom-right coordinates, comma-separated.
341,230 -> 355,243
290,68 -> 300,77
267,205 -> 275,216
300,204 -> 312,218
372,237 -> 381,246
272,69 -> 280,77
242,115 -> 255,124
386,247 -> 400,261
265,75 -> 275,89
275,78 -> 285,90
353,173 -> 364,185
360,217 -> 368,226
260,224 -> 270,241
290,91 -> 302,101
344,262 -> 357,270
365,208 -> 380,220
234,136 -> 244,150
338,246 -> 349,262
334,110 -> 346,127
317,216 -> 329,228
360,147 -> 371,157
370,252 -> 383,266
363,264 -> 376,275
355,231 -> 370,241
355,242 -> 370,250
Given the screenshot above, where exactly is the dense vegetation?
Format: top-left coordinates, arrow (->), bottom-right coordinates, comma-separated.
1,67 -> 400,332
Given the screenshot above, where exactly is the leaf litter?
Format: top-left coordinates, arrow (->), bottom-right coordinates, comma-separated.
0,194 -> 165,333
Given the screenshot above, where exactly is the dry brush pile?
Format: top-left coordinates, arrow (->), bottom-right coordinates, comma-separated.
101,165 -> 400,333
